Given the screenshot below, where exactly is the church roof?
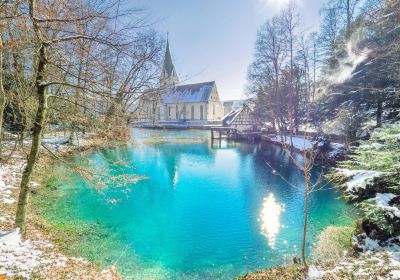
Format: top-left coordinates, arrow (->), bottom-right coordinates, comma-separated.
163,39 -> 175,77
162,81 -> 216,104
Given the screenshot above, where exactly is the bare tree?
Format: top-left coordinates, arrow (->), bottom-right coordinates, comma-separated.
266,124 -> 329,271
0,0 -> 160,233
0,30 -> 6,155
247,15 -> 287,132
282,1 -> 300,137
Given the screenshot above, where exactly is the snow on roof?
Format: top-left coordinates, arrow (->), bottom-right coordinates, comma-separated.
162,81 -> 215,104
222,104 -> 254,126
222,107 -> 242,126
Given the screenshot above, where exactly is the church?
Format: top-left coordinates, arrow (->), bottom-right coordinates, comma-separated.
138,40 -> 224,124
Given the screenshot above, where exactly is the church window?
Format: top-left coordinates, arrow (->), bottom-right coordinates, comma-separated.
176,105 -> 178,119
200,105 -> 203,120
183,105 -> 187,119
158,107 -> 161,120
191,105 -> 194,120
213,104 -> 215,115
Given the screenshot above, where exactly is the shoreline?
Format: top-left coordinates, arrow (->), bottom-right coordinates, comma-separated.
0,134 -> 124,279
240,123 -> 400,279
1,127 -> 399,279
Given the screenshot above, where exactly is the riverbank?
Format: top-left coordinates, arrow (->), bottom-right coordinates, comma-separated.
0,134 -> 124,279
240,123 -> 400,279
2,126 -> 397,279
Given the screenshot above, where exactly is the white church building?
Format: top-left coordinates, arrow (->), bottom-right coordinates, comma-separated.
137,40 -> 224,124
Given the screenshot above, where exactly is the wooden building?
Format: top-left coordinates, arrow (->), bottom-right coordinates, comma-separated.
222,104 -> 260,132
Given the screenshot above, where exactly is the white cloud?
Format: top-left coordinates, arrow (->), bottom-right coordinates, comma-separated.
258,0 -> 302,14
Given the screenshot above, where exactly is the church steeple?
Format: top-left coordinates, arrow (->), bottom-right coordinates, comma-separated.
160,36 -> 179,87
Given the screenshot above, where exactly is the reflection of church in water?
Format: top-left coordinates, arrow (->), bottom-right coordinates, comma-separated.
158,142 -> 212,188
159,140 -> 259,188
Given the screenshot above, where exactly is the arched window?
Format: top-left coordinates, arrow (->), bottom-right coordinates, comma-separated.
183,105 -> 187,119
191,105 -> 195,120
176,105 -> 178,119
200,105 -> 203,120
213,104 -> 215,115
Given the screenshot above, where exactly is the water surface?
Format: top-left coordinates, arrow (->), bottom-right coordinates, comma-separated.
41,129 -> 353,279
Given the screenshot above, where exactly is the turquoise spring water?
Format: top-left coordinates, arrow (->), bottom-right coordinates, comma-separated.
42,129 -> 353,279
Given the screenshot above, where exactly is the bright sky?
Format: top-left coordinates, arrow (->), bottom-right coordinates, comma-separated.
132,0 -> 326,100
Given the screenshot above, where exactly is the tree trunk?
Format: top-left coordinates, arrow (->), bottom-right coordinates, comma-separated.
301,174 -> 309,270
347,0 -> 351,36
376,98 -> 383,128
0,93 -> 5,158
0,34 -> 6,158
15,44 -> 48,234
313,44 -> 316,101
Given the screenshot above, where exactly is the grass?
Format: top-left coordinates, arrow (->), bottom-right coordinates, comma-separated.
28,168 -> 125,279
25,139 -> 127,278
238,225 -> 356,279
237,265 -> 306,280
312,225 -> 355,263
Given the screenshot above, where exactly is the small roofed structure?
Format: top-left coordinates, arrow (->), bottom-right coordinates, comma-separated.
222,104 -> 260,132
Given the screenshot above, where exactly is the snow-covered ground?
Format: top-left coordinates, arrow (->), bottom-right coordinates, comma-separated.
0,228 -> 67,278
0,136 -> 120,279
0,147 -> 69,279
0,150 -> 70,279
269,135 -> 346,163
270,135 -> 314,151
307,238 -> 400,279
0,226 -> 119,279
0,154 -> 25,205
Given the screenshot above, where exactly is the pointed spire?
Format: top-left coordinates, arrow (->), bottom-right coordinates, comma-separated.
163,36 -> 174,77
160,34 -> 179,87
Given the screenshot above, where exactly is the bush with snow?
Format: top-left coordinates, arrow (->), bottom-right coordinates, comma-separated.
330,124 -> 400,241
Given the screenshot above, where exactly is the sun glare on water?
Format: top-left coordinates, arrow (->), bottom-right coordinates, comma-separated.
259,193 -> 285,247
